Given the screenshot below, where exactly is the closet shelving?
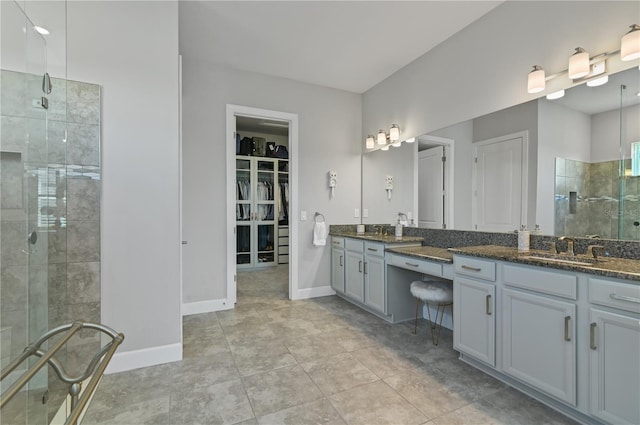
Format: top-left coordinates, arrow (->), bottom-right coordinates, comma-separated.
236,156 -> 276,268
277,160 -> 289,264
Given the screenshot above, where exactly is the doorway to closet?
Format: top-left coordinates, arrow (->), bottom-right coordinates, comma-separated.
226,105 -> 299,306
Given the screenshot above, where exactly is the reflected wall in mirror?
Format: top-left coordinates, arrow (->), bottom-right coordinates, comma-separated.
361,66 -> 640,240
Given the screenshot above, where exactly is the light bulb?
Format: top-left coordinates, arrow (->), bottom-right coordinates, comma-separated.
366,135 -> 375,149
377,130 -> 387,145
621,24 -> 640,61
389,124 -> 400,141
586,75 -> 609,87
546,90 -> 565,100
568,47 -> 590,79
527,66 -> 545,93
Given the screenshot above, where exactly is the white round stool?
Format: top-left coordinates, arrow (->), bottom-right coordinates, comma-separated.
410,280 -> 453,345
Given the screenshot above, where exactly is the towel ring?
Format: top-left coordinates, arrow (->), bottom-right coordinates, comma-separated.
314,212 -> 325,223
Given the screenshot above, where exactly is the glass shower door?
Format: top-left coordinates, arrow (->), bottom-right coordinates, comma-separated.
1,2 -> 51,424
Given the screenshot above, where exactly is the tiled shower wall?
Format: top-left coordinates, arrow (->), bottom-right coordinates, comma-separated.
555,157 -> 640,240
0,70 -> 101,421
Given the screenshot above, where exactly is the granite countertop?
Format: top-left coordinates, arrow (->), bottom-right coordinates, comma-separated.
450,245 -> 640,282
329,231 -> 424,244
385,246 -> 453,264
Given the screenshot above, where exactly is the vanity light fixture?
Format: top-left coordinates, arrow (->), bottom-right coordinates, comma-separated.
621,24 -> 640,61
405,137 -> 416,143
526,24 -> 639,95
366,135 -> 375,149
33,25 -> 50,35
391,141 -> 402,147
568,47 -> 590,79
377,129 -> 387,145
546,90 -> 565,100
389,124 -> 400,141
527,65 -> 546,93
586,75 -> 609,87
380,145 -> 390,151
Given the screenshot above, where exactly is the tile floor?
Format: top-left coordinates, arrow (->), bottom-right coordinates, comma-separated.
82,266 -> 578,425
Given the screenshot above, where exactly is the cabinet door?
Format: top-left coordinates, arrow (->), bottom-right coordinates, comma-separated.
453,276 -> 495,366
331,248 -> 345,294
502,288 -> 576,405
364,255 -> 385,313
589,309 -> 640,425
345,251 -> 364,302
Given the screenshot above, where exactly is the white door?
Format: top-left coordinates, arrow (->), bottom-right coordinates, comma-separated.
474,133 -> 527,232
418,146 -> 445,228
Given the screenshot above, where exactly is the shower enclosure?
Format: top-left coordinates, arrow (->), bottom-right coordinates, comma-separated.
1,1 -> 67,423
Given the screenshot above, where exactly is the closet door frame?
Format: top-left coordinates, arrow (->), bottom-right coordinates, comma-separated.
226,105 -> 299,303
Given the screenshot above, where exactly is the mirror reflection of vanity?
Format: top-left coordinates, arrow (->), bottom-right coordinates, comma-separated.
362,66 -> 640,240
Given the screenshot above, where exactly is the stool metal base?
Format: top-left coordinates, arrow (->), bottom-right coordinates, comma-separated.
413,298 -> 453,345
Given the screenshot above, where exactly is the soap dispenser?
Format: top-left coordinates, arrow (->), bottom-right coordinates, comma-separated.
395,215 -> 403,239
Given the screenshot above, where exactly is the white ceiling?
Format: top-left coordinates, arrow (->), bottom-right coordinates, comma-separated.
179,1 -> 502,94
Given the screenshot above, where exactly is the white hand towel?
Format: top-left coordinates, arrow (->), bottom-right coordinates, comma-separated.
313,221 -> 327,246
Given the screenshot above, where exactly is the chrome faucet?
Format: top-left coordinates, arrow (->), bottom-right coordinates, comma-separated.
372,225 -> 382,235
558,236 -> 575,256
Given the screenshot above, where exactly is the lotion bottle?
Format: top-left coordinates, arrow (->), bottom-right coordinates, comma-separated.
395,216 -> 403,239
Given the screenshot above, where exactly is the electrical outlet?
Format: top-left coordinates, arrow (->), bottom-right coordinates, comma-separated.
300,211 -> 307,221
354,208 -> 360,218
385,175 -> 393,190
363,209 -> 369,218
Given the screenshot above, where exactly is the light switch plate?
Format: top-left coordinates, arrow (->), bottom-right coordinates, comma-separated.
354,208 -> 360,218
363,209 -> 369,218
300,211 -> 307,221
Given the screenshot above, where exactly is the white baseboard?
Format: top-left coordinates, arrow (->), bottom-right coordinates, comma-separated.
182,298 -> 234,316
106,342 -> 182,374
291,285 -> 335,300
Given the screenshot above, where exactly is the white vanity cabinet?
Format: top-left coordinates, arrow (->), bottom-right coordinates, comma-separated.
330,238 -> 345,294
453,257 -> 496,367
588,277 -> 640,425
330,235 -> 422,321
363,242 -> 385,313
344,240 -> 365,303
502,264 -> 577,406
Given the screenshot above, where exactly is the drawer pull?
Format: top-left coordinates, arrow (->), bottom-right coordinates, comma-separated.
405,262 -> 420,268
367,247 -> 379,252
486,295 -> 492,315
359,261 -> 362,273
609,293 -> 640,304
590,322 -> 597,350
462,265 -> 482,272
564,316 -> 571,342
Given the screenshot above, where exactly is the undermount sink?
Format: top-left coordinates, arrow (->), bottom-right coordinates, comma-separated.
519,253 -> 598,266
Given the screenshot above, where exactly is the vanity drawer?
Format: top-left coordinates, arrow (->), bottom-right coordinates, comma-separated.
345,238 -> 364,253
589,278 -> 640,314
388,253 -> 443,277
364,242 -> 385,257
454,256 -> 496,281
503,264 -> 577,300
331,237 -> 345,249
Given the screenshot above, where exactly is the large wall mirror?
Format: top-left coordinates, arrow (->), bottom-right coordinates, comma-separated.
362,66 -> 640,240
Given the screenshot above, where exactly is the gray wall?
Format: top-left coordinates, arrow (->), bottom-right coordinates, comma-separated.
181,60 -> 362,303
592,104 -> 640,163
362,1 -> 638,150
67,1 -> 181,364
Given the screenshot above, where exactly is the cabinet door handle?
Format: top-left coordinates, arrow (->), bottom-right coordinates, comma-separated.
364,262 -> 368,274
485,295 -> 492,315
462,265 -> 482,272
339,255 -> 343,267
405,262 -> 420,268
359,261 -> 362,273
564,316 -> 571,342
590,322 -> 597,350
610,293 -> 640,304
